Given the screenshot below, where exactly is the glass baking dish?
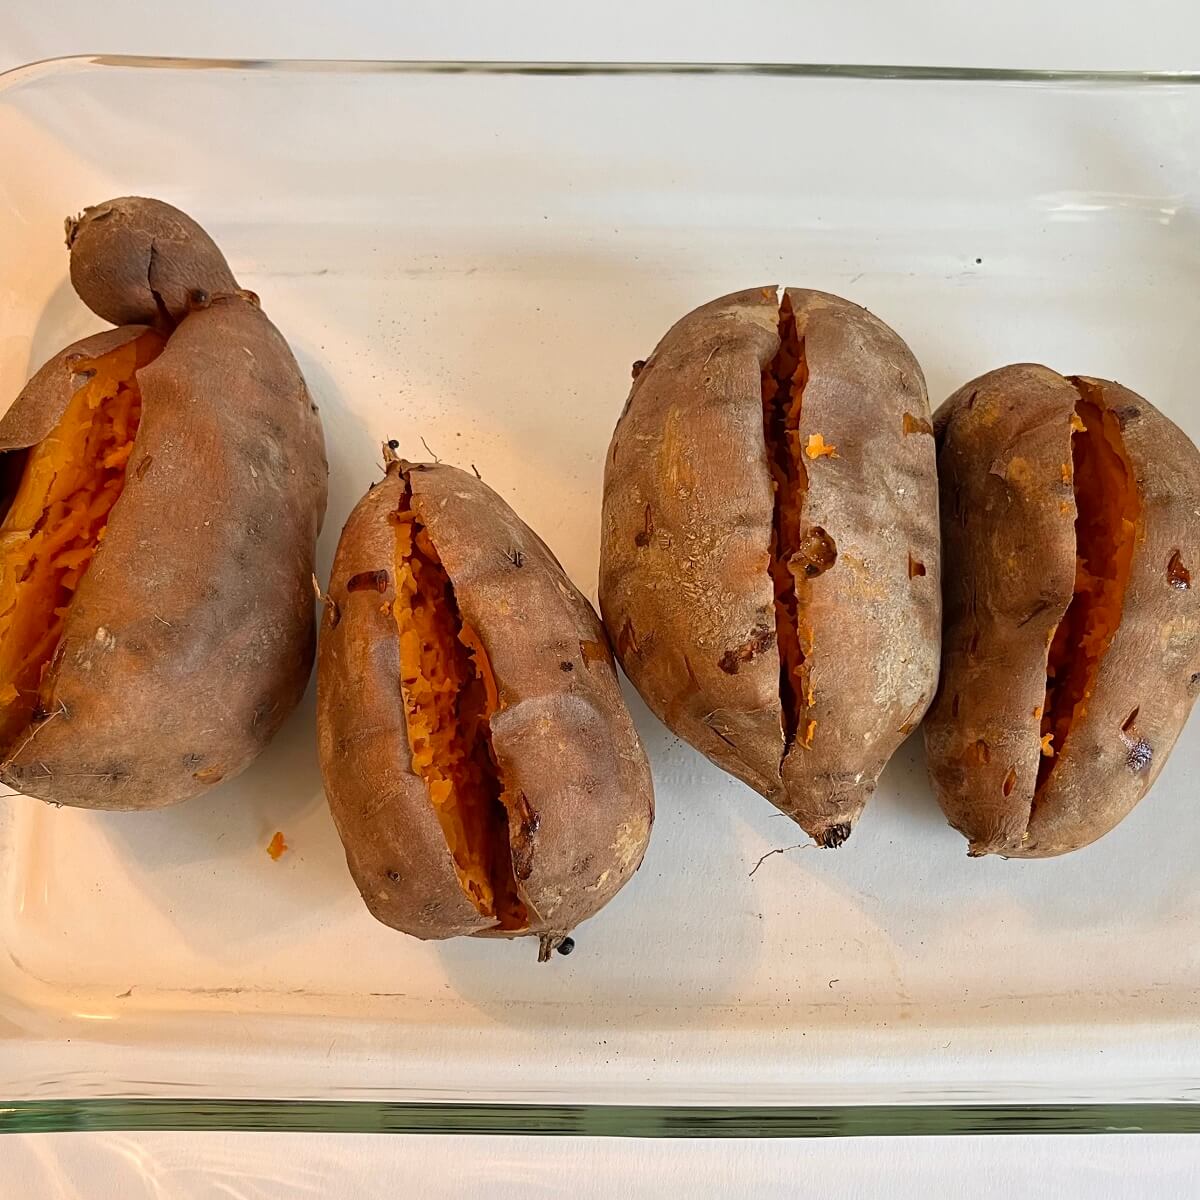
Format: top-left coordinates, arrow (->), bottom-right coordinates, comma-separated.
3,55 -> 1200,1138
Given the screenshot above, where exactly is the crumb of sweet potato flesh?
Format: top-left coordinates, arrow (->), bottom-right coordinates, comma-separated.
267,831 -> 288,860
804,433 -> 838,459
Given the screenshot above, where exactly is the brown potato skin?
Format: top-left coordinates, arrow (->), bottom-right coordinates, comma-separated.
599,287 -> 940,845
925,365 -> 1200,857
67,196 -> 239,328
0,201 -> 327,809
318,461 -> 654,947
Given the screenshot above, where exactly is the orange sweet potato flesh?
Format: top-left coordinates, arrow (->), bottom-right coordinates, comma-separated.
0,331 -> 163,746
391,489 -> 527,930
1036,386 -> 1140,791
761,295 -> 811,748
761,296 -> 839,755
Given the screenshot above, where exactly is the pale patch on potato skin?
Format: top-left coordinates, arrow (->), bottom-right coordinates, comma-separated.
925,365 -> 1200,857
318,460 -> 654,946
0,199 -> 327,810
599,287 -> 940,845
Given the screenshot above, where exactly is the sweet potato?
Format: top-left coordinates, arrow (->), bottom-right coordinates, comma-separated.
318,453 -> 653,957
0,197 -> 327,808
599,286 -> 940,845
925,364 -> 1200,857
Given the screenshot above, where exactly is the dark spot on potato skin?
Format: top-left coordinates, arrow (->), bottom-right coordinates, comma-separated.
1189,671 -> 1200,694
510,791 -> 539,882
347,570 -> 389,594
573,852 -> 594,876
504,547 -> 524,568
1112,404 -> 1141,429
134,455 -> 153,481
1168,550 -> 1191,590
718,624 -> 776,674
386,869 -> 402,883
1127,739 -> 1153,773
631,359 -> 647,380
634,504 -> 655,548
182,752 -> 203,770
1017,599 -> 1053,628
559,661 -> 574,672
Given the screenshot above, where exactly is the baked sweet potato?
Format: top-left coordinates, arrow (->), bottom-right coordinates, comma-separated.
318,453 -> 653,957
599,287 -> 940,846
925,364 -> 1200,857
0,197 -> 327,808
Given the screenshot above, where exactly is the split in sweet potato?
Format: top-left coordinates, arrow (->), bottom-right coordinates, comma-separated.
761,295 -> 812,748
1037,383 -> 1140,791
391,485 -> 527,930
0,330 -> 164,745
761,295 -> 838,753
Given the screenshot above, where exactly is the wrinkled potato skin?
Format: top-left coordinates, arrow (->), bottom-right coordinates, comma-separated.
926,365 -> 1200,857
318,462 -> 654,945
600,287 -> 940,845
0,199 -> 327,809
67,196 -> 238,328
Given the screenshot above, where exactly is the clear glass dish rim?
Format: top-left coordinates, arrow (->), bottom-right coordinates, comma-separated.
4,50 -> 1200,1139
4,53 -> 1200,90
